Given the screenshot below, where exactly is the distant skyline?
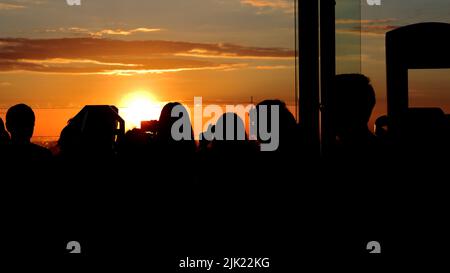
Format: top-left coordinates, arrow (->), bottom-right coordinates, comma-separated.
1,0 -> 449,139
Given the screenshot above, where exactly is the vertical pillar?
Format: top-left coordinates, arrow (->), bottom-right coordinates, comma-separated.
298,0 -> 320,157
320,0 -> 336,155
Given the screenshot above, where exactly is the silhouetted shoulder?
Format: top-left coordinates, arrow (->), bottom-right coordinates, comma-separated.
4,143 -> 52,162
29,143 -> 53,159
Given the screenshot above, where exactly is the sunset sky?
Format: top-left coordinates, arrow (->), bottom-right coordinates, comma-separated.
0,0 -> 449,140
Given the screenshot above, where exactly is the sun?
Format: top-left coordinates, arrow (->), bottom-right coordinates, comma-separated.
120,91 -> 162,130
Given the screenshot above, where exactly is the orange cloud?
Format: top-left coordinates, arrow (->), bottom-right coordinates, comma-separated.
337,25 -> 398,37
0,3 -> 25,10
240,0 -> 293,13
0,38 -> 293,74
44,27 -> 163,37
175,44 -> 293,60
336,18 -> 399,36
255,65 -> 290,70
336,19 -> 397,25
0,57 -> 228,74
91,27 -> 163,36
100,63 -> 248,76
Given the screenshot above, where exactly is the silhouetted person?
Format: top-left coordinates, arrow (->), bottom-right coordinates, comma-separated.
118,128 -> 154,160
57,105 -> 124,160
204,113 -> 257,184
0,117 -> 10,163
197,113 -> 252,189
253,100 -> 305,181
331,74 -> 379,157
4,104 -> 52,161
208,112 -> 257,154
0,118 -> 9,145
150,102 -> 197,183
156,102 -> 196,156
256,100 -> 301,154
198,124 -> 214,154
328,75 -> 388,238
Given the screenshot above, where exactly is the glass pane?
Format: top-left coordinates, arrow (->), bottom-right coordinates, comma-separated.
336,0 -> 362,74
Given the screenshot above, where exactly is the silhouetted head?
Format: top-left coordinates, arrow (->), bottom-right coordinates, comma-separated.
157,102 -> 195,155
210,112 -> 255,154
256,100 -> 297,152
158,102 -> 194,142
333,74 -> 376,136
215,112 -> 247,141
58,106 -> 123,159
6,104 -> 35,144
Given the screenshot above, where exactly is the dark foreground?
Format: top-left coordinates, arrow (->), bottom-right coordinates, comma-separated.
1,154 -> 448,272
